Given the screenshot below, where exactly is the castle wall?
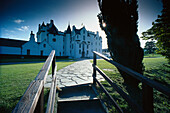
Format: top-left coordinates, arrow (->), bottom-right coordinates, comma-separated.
39,41 -> 53,56
48,34 -> 63,56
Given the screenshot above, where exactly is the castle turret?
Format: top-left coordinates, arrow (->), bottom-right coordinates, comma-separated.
66,24 -> 71,34
64,24 -> 71,56
42,22 -> 46,27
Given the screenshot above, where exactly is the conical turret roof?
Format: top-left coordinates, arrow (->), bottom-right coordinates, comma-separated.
66,24 -> 71,34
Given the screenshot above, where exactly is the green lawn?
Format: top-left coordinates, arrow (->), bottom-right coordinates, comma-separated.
0,61 -> 75,113
0,58 -> 73,63
0,58 -> 46,63
144,54 -> 163,58
91,57 -> 170,113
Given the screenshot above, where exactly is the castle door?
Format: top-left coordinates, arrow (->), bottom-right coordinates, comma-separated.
27,49 -> 30,55
41,50 -> 43,56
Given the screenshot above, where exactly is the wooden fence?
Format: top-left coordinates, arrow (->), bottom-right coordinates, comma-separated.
13,50 -> 57,113
92,51 -> 170,113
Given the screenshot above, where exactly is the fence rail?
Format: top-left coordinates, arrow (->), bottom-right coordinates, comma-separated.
92,51 -> 170,113
13,50 -> 57,113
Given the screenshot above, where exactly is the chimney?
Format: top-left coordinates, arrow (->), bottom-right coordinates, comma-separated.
30,31 -> 35,42
50,20 -> 54,24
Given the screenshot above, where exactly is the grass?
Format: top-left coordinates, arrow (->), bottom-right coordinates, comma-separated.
0,58 -> 46,63
91,57 -> 170,113
0,58 -> 73,63
144,54 -> 163,58
0,61 -> 75,113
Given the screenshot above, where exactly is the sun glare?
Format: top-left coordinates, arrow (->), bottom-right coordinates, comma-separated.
102,22 -> 106,27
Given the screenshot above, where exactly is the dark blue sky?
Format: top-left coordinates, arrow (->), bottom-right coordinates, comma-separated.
0,0 -> 163,48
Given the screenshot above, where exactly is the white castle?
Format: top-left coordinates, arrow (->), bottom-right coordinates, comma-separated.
0,20 -> 102,58
23,20 -> 102,58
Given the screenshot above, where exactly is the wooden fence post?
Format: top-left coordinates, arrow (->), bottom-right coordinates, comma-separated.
52,54 -> 56,77
142,83 -> 154,113
93,52 -> 97,85
35,87 -> 44,113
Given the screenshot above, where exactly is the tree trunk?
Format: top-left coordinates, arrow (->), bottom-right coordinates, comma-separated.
97,0 -> 144,105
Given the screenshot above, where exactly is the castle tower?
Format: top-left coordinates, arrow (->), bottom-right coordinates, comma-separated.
64,24 -> 71,56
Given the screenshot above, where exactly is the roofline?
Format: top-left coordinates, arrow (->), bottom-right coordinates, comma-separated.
0,37 -> 28,42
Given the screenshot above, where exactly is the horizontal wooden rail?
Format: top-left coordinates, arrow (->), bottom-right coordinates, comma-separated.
93,64 -> 145,113
93,51 -> 170,97
13,50 -> 56,113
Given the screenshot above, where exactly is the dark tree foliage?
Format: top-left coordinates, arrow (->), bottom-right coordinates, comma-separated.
144,41 -> 157,54
141,0 -> 170,62
97,0 -> 144,87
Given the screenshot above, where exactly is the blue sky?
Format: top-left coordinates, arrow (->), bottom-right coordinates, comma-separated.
0,0 -> 163,48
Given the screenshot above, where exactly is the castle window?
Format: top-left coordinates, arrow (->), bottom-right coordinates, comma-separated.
79,50 -> 81,54
53,38 -> 56,42
87,50 -> 88,54
43,44 -> 46,48
87,45 -> 89,49
79,44 -> 81,48
72,44 -> 73,49
83,30 -> 85,34
83,36 -> 85,40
